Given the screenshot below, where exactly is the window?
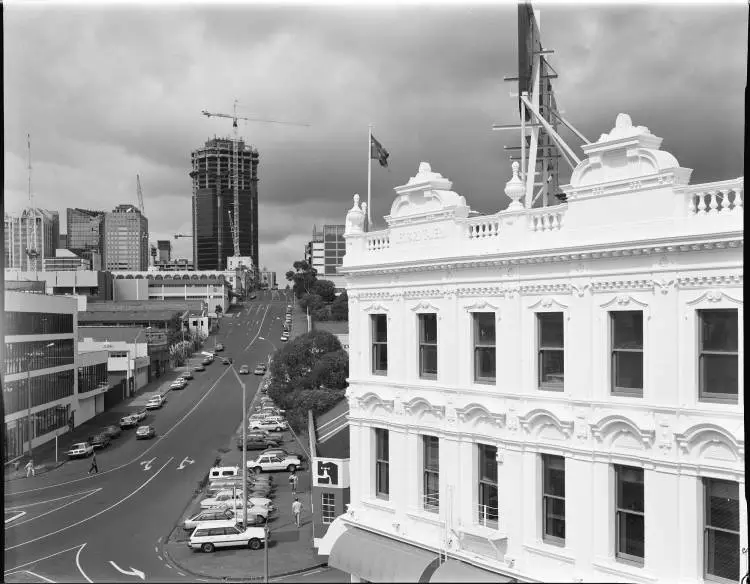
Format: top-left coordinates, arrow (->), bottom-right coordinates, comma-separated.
371,315 -> 388,375
423,435 -> 439,512
375,428 -> 389,499
542,455 -> 565,544
537,313 -> 564,390
477,444 -> 498,527
418,314 -> 438,379
704,479 -> 739,582
615,465 -> 644,564
473,313 -> 496,383
611,311 -> 644,396
322,492 -> 336,524
699,309 -> 738,403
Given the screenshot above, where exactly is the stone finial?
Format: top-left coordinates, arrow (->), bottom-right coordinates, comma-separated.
504,161 -> 525,210
345,194 -> 365,235
596,113 -> 652,143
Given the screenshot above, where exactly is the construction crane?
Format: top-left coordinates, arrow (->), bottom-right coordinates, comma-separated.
25,133 -> 40,272
136,174 -> 145,214
201,100 -> 309,261
174,233 -> 193,239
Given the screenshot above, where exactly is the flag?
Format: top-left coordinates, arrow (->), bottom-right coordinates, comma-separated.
370,135 -> 389,168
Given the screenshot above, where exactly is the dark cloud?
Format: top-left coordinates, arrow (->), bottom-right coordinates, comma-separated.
4,2 -> 746,276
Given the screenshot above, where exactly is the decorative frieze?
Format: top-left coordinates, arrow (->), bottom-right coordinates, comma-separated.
591,279 -> 654,292
456,286 -> 506,297
403,288 -> 443,299
519,283 -> 571,296
677,274 -> 743,289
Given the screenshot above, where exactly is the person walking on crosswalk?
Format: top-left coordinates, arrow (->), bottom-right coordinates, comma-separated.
88,452 -> 99,474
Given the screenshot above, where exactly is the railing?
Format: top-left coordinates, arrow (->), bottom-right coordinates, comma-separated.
685,179 -> 744,215
477,503 -> 499,529
366,232 -> 390,252
527,205 -> 567,232
467,215 -> 502,239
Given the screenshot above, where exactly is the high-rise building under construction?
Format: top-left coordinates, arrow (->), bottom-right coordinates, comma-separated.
190,137 -> 259,271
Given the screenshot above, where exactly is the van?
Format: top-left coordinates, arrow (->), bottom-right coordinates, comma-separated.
209,466 -> 241,480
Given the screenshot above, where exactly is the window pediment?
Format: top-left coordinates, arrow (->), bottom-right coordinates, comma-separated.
590,415 -> 655,448
519,409 -> 573,438
527,296 -> 568,311
674,423 -> 744,458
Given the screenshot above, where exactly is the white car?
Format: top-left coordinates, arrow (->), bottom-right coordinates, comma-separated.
183,508 -> 266,530
66,442 -> 94,458
188,520 -> 267,552
280,335 -> 288,342
145,396 -> 165,410
248,453 -> 302,473
200,491 -> 274,511
248,419 -> 286,432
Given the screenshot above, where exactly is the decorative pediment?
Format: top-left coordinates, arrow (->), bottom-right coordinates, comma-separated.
686,289 -> 743,306
357,392 -> 394,414
410,301 -> 441,313
362,303 -> 390,314
599,295 -> 649,309
403,397 -> 445,419
463,300 -> 499,312
455,403 -> 506,427
590,415 -> 655,448
675,423 -> 744,458
527,296 -> 568,311
519,409 -> 573,439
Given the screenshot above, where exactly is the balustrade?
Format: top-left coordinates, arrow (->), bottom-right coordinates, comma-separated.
467,216 -> 501,239
687,181 -> 743,216
366,232 -> 390,252
527,206 -> 566,232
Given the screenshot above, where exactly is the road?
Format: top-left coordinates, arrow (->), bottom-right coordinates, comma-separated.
4,294 -> 292,583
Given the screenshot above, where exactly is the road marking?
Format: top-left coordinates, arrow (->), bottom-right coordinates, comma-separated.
5,511 -> 26,523
178,572 -> 186,576
177,456 -> 195,470
7,488 -> 103,529
3,543 -> 87,575
109,562 -> 145,580
164,564 -> 173,569
157,555 -> 163,561
245,304 -> 271,350
6,487 -> 101,510
12,570 -> 56,583
140,458 -> 157,471
6,458 -> 174,551
76,543 -> 93,583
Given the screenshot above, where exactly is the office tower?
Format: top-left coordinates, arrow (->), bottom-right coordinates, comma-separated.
59,233 -> 67,249
157,240 -> 172,263
4,209 -> 60,271
103,204 -> 149,271
322,225 -> 346,278
66,208 -> 105,270
190,137 -> 259,271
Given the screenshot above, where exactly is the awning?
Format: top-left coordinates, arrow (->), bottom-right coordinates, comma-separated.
430,559 -> 516,583
329,527 -> 440,583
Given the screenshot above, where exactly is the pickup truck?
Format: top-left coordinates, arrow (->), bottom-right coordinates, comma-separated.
67,442 -> 94,459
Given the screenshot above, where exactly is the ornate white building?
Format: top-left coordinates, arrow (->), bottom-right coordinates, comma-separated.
319,114 -> 745,583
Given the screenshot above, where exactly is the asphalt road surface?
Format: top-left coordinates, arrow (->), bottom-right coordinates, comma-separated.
4,295 -> 292,583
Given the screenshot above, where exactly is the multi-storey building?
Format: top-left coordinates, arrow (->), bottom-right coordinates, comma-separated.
42,249 -> 96,271
66,208 -> 105,270
307,224 -> 346,291
157,240 -> 172,263
111,271 -> 231,314
3,291 -> 108,462
103,204 -> 148,271
4,209 -> 60,271
320,115 -> 745,583
258,266 -> 277,289
5,271 -> 114,301
190,137 -> 259,271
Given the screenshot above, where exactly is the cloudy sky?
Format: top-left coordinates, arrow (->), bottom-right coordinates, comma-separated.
4,1 -> 747,278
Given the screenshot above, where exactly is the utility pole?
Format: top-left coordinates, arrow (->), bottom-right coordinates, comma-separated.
229,365 -> 248,527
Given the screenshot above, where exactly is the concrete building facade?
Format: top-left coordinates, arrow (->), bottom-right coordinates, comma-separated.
111,271 -> 230,314
103,204 -> 149,271
66,207 -> 105,270
320,115 -> 745,584
307,224 -> 346,291
4,209 -> 60,271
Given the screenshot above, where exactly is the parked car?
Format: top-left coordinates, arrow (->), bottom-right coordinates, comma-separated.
260,448 -> 305,462
188,520 -> 267,553
89,433 -> 111,449
170,379 -> 187,390
239,365 -> 250,375
215,343 -> 225,352
280,335 -> 288,342
100,425 -> 122,439
181,371 -> 194,380
201,357 -> 213,366
133,409 -> 148,422
120,415 -> 138,429
236,435 -> 280,451
136,425 -> 156,439
194,364 -> 206,372
66,442 -> 94,458
145,396 -> 165,410
249,418 -> 287,433
200,491 -> 274,511
248,453 -> 302,473
183,508 -> 265,531
221,357 -> 232,365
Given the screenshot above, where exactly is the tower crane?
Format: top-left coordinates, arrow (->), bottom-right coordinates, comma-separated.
200,100 -> 309,261
25,133 -> 40,272
136,174 -> 145,214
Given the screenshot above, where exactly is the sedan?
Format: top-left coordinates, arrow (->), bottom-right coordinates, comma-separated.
145,397 -> 165,410
120,415 -> 138,429
136,425 -> 156,440
193,364 -> 206,372
183,508 -> 265,531
100,425 -> 122,439
249,419 -> 287,433
280,335 -> 288,342
221,357 -> 232,365
236,436 -> 280,451
215,343 -> 225,352
239,365 -> 250,375
201,357 -> 213,366
253,365 -> 266,375
67,442 -> 94,458
170,379 -> 187,390
181,371 -> 194,380
89,433 -> 111,449
260,448 -> 304,462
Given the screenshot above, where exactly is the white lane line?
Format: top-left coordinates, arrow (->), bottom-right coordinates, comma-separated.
7,488 -> 103,529
6,488 -> 100,509
6,458 -> 174,551
4,543 -> 86,575
245,303 -> 271,351
18,571 -> 56,583
177,572 -> 186,576
76,543 -> 93,583
5,511 -> 26,523
157,555 -> 163,561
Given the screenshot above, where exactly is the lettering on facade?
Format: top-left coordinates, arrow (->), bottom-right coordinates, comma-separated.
394,227 -> 444,245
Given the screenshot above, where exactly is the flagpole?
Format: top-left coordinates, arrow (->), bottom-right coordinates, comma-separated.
367,123 -> 373,229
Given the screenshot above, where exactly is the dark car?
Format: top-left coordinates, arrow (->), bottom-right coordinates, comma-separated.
194,364 -> 205,372
136,425 -> 156,439
181,371 -> 194,380
201,357 -> 213,366
100,425 -> 121,439
89,433 -> 111,449
236,436 -> 280,451
221,357 -> 232,365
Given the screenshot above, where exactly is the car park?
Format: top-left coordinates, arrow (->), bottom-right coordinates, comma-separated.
236,435 -> 280,451
136,425 -> 156,439
66,442 -> 94,458
145,396 -> 165,410
89,433 -> 111,449
248,453 -> 302,473
183,508 -> 265,531
239,365 -> 250,375
194,364 -> 205,372
188,520 -> 267,553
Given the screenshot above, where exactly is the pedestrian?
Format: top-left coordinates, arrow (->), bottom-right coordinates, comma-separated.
292,497 -> 303,528
25,458 -> 35,478
288,470 -> 299,495
88,452 -> 98,474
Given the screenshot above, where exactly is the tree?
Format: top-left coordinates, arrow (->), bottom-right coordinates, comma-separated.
215,305 -> 223,314
309,350 -> 349,389
299,293 -> 324,313
312,279 -> 336,303
330,291 -> 349,321
285,260 -> 318,299
269,330 -> 343,389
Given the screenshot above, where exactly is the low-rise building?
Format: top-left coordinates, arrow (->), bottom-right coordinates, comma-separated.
111,271 -> 230,314
4,270 -> 114,300
320,115 -> 745,583
43,248 -> 94,271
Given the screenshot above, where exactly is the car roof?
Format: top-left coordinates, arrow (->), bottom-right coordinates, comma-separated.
193,519 -> 239,529
137,425 -> 152,430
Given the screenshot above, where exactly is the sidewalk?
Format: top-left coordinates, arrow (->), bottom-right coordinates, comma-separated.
4,365 -> 189,483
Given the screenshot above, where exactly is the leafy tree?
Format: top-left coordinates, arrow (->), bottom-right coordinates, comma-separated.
330,291 -> 349,321
269,330 -> 343,388
310,350 -> 349,389
298,293 -> 324,313
312,306 -> 330,321
285,260 -> 318,299
312,279 -> 336,303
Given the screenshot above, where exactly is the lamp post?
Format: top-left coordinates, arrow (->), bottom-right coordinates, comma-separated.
228,365 -> 248,527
